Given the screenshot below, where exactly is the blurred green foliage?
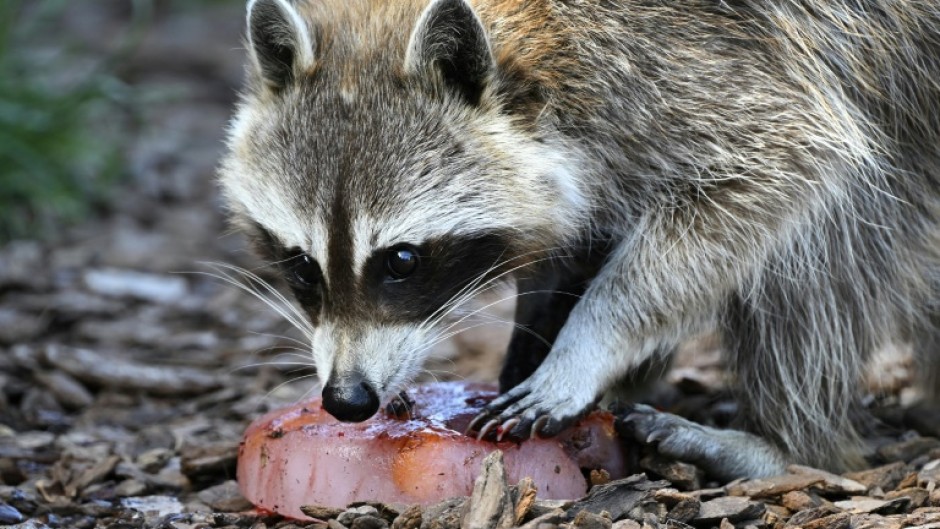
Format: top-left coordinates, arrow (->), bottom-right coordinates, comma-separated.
0,0 -> 151,242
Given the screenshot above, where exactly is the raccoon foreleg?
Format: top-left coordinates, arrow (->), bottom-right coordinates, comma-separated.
499,273 -> 583,393
469,282 -> 669,442
500,245 -> 609,393
471,200 -> 807,475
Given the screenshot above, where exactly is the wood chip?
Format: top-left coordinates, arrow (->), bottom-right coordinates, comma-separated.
590,469 -> 612,488
611,520 -> 642,529
727,473 -> 823,498
571,509 -> 613,529
640,456 -> 702,491
787,505 -> 841,526
136,448 -> 173,473
71,455 -> 121,498
930,490 -> 940,507
120,495 -> 184,518
462,450 -> 514,529
83,268 -> 188,304
113,479 -> 148,498
695,496 -> 766,523
906,508 -> 940,526
180,440 -> 239,479
788,465 -> 868,495
845,462 -> 910,492
348,502 -> 405,523
564,474 -> 669,522
666,498 -> 701,523
833,497 -> 910,514
690,487 -> 730,500
196,480 -> 253,512
885,487 -> 929,509
303,505 -> 345,520
763,504 -> 786,526
421,497 -> 465,529
44,345 -> 221,396
918,460 -> 940,487
527,499 -> 571,519
513,477 -> 538,526
654,488 -> 693,507
781,491 -> 823,511
352,515 -> 389,529
34,370 -> 94,410
802,512 -> 852,529
339,506 -> 380,527
390,505 -> 422,529
897,472 -> 919,490
516,510 -> 566,529
877,437 -> 940,463
848,513 -> 904,529
0,309 -> 47,344
0,501 -> 25,525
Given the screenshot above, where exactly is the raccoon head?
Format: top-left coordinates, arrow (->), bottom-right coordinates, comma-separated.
219,0 -> 586,422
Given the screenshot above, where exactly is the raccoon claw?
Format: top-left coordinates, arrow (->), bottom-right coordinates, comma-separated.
468,369 -> 597,441
496,418 -> 520,442
469,393 -> 587,441
505,410 -> 538,440
467,385 -> 531,438
474,418 -> 501,441
534,415 -> 566,437
472,412 -> 574,442
617,403 -> 681,446
618,403 -> 721,461
531,416 -> 552,435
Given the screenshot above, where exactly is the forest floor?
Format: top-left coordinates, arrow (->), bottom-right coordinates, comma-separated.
2,3 -> 940,529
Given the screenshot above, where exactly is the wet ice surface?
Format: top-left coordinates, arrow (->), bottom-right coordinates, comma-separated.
237,382 -> 627,517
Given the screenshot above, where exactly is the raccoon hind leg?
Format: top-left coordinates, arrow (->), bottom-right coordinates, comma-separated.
621,265 -> 875,480
723,270 -> 872,474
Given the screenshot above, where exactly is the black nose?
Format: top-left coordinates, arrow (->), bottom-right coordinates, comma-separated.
321,373 -> 380,422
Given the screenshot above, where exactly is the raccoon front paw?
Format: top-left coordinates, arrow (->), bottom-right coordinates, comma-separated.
466,379 -> 594,441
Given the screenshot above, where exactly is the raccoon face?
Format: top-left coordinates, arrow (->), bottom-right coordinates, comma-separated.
219,0 -> 585,422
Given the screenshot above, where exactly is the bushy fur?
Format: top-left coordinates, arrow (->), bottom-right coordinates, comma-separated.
220,0 -> 940,479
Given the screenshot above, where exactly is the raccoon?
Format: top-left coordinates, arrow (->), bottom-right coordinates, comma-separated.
219,0 -> 940,480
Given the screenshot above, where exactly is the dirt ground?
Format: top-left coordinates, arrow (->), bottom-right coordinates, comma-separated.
2,3 -> 940,529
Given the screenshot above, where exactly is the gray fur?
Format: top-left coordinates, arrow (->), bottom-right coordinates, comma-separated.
220,0 -> 940,478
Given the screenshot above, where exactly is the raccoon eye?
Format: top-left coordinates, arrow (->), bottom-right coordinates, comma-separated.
386,244 -> 420,280
287,252 -> 320,287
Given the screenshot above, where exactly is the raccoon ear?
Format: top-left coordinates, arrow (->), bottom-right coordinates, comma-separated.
405,0 -> 494,105
246,0 -> 315,91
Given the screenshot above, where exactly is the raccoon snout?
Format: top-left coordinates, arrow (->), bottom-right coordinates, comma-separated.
321,372 -> 380,422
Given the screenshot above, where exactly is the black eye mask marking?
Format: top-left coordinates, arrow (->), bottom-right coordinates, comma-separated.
285,249 -> 322,288
281,247 -> 324,310
244,221 -> 325,323
247,220 -> 287,264
360,233 -> 513,323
